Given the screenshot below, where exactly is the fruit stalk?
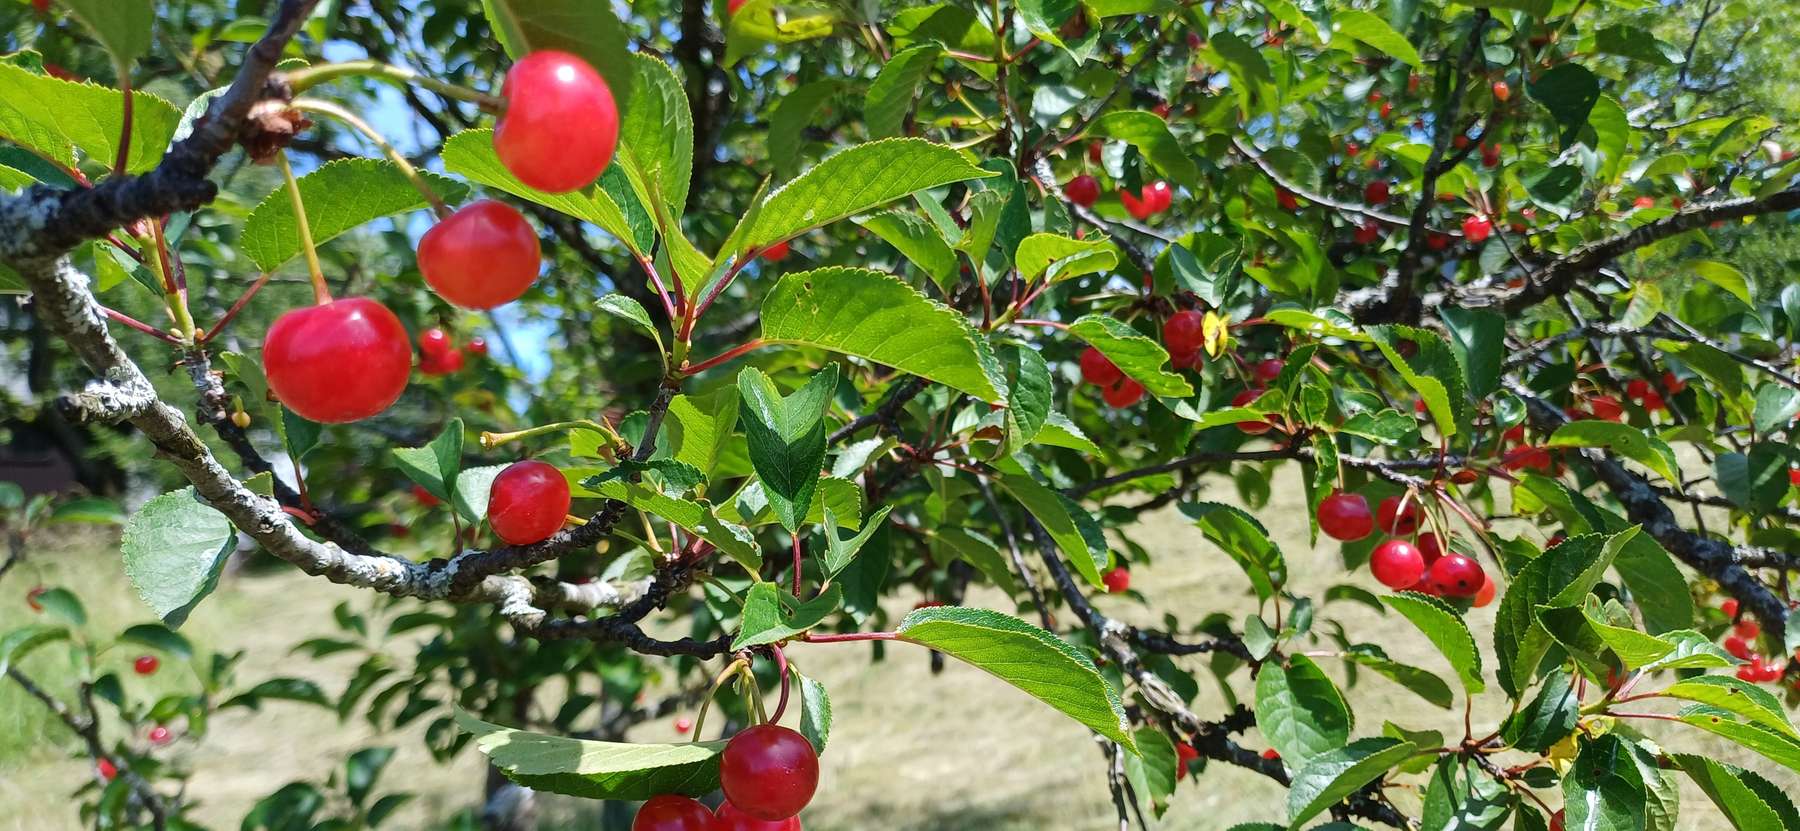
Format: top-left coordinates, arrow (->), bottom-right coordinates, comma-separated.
276,151 -> 331,305
283,59 -> 505,112
293,98 -> 451,218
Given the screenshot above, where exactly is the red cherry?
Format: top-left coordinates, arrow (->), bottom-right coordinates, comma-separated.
1425,553 -> 1485,598
1588,396 -> 1623,422
1723,636 -> 1752,660
1276,188 -> 1300,211
1088,140 -> 1104,164
1426,232 -> 1450,251
1790,468 -> 1800,487
421,347 -> 466,376
97,759 -> 117,781
1175,742 -> 1199,780
1364,180 -> 1390,205
1472,572 -> 1496,607
148,726 -> 172,745
26,586 -> 46,612
720,724 -> 819,821
1737,658 -> 1764,682
1367,90 -> 1383,104
1102,566 -> 1131,594
1231,387 -> 1272,435
495,51 -> 620,193
1492,80 -> 1511,102
1735,618 -> 1761,640
418,201 -> 541,309
632,794 -> 715,831
1354,220 -> 1381,245
728,0 -> 749,13
1120,182 -> 1171,220
1101,378 -> 1146,408
1461,215 -> 1492,242
1345,142 -> 1362,157
1453,134 -> 1470,150
418,327 -> 453,358
134,655 -> 159,675
761,240 -> 791,263
31,0 -> 50,12
487,460 -> 573,545
1145,181 -> 1173,212
1407,73 -> 1422,94
1066,175 -> 1101,207
1370,539 -> 1426,590
717,802 -> 801,830
468,337 -> 489,357
674,717 -> 693,734
1151,102 -> 1172,119
1661,370 -> 1686,394
1551,809 -> 1565,831
1379,101 -> 1393,119
1375,495 -> 1420,535
1624,378 -> 1650,401
1079,347 -> 1122,386
1721,599 -> 1740,617
1416,532 -> 1445,566
1502,446 -> 1554,473
1261,748 -> 1281,760
1640,390 -> 1665,412
1170,348 -> 1203,371
265,298 -> 412,424
412,484 -> 441,507
1164,310 -> 1205,355
1317,492 -> 1375,542
1252,358 -> 1284,383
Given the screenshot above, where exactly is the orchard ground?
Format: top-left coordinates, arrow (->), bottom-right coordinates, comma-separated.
3,464 -> 1793,830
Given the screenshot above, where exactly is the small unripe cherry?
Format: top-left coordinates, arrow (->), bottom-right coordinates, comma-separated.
1163,310 -> 1205,355
1370,539 -> 1426,590
1425,553 -> 1485,598
761,240 -> 791,263
1375,495 -> 1420,535
134,655 -> 160,675
488,460 -> 573,545
1079,347 -> 1122,386
418,200 -> 542,309
1472,573 -> 1496,607
1066,174 -> 1101,207
632,794 -> 715,831
1101,378 -> 1145,408
495,51 -> 620,193
1317,492 -> 1374,542
1102,566 -> 1130,594
716,802 -> 802,831
264,298 -> 412,424
720,724 -> 819,821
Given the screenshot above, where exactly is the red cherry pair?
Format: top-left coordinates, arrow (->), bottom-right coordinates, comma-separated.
1119,181 -> 1172,220
419,327 -> 466,376
1078,348 -> 1145,408
633,725 -> 817,830
634,797 -> 800,830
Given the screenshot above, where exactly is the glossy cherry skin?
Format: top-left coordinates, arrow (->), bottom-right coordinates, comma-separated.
1252,358 -> 1284,383
1472,572 -> 1496,607
1146,181 -> 1172,211
487,460 -> 572,545
412,484 -> 441,507
1065,174 -> 1100,207
134,655 -> 159,675
720,724 -> 819,821
1316,492 -> 1374,542
1164,310 -> 1204,355
1120,181 -> 1171,219
717,802 -> 802,831
1102,566 -> 1130,594
1425,553 -> 1485,598
1416,532 -> 1444,566
1101,378 -> 1145,408
418,327 -> 453,358
1721,598 -> 1740,617
1461,214 -> 1492,243
495,51 -> 619,193
674,717 -> 693,734
761,240 -> 791,262
1079,347 -> 1122,386
419,200 -> 542,309
1375,495 -> 1420,535
264,298 -> 412,424
1363,180 -> 1390,205
1232,387 -> 1272,435
1588,395 -> 1623,422
1369,539 -> 1425,590
1175,742 -> 1200,780
1735,618 -> 1760,639
97,759 -> 117,781
1276,188 -> 1299,211
421,346 -> 466,376
468,337 -> 489,356
1492,80 -> 1511,102
148,726 -> 172,745
632,794 -> 715,831
1723,636 -> 1751,660
1354,220 -> 1381,245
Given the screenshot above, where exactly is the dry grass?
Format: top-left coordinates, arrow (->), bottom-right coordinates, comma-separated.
3,466 -> 1796,829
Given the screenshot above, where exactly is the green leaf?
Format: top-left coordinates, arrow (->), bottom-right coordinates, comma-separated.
740,139 -> 995,250
617,54 -> 693,214
223,677 -> 332,710
458,710 -> 724,799
855,211 -> 958,292
33,587 -> 84,627
1090,111 -> 1201,188
1382,592 -> 1484,694
1287,738 -> 1417,828
933,528 -> 1019,595
797,671 -> 831,755
240,159 -> 469,272
1493,530 -> 1637,698
769,79 -> 848,178
596,293 -> 665,356
1751,383 -> 1800,435
587,479 -> 760,570
1067,315 -> 1193,397
1672,754 -> 1789,831
1661,676 -> 1797,740
1688,259 -> 1752,306
1641,630 -> 1737,672
481,0 -> 635,112
0,63 -> 181,174
1716,444 -> 1793,515
1122,726 -> 1178,817
391,418 -> 465,505
1179,502 -> 1286,603
1528,63 -> 1602,150
1593,26 -> 1682,65
1255,655 -> 1352,768
1677,709 -> 1800,774
822,506 -> 891,578
1367,326 -> 1465,437
1330,11 -> 1423,68
1344,650 -> 1453,709
442,129 -> 650,256
760,267 -> 1007,403
1437,308 -> 1505,399
736,365 -> 837,533
0,624 -> 70,675
1546,421 -> 1679,484
732,582 -> 844,649
453,464 -> 509,525
999,344 -> 1052,452
49,497 -> 124,525
895,606 -> 1134,749
1563,734 -> 1648,831
1523,164 -> 1585,219
1501,670 -> 1578,754
723,0 -> 838,65
666,388 -> 741,477
121,488 -> 236,628
57,0 -> 153,68
1034,411 -> 1101,454
1421,756 -> 1512,830
1018,0 -> 1078,47
866,45 -> 941,138
117,623 -> 193,660
1015,232 -> 1120,285
1339,409 -> 1421,446
996,472 -> 1108,587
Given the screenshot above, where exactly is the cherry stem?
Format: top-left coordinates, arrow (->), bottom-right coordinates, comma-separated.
132,227 -> 195,340
682,339 -> 767,376
277,151 -> 331,305
202,272 -> 274,344
102,307 -> 181,344
283,60 -> 506,112
480,420 -> 624,454
801,631 -> 899,643
689,656 -> 750,742
293,98 -> 451,218
112,68 -> 133,176
769,645 -> 791,724
1011,318 -> 1070,331
637,254 -> 681,322
791,534 -> 805,598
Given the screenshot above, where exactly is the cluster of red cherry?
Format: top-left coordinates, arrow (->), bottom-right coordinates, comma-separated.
633,724 -> 819,831
1719,599 -> 1797,686
1064,140 -> 1172,221
264,50 -> 616,425
1622,371 -> 1686,413
1317,492 -> 1494,604
416,326 -> 486,376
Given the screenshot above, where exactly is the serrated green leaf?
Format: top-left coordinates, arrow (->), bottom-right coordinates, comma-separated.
0,63 -> 180,174
733,581 -> 844,649
1255,654 -> 1351,768
618,54 -> 692,213
1344,650 -> 1453,709
1751,383 -> 1800,436
1090,111 -> 1200,188
1661,676 -> 1797,740
481,0 -> 634,112
997,472 -> 1108,587
588,479 -> 760,571
666,388 -> 741,477
797,671 -> 831,755
1033,411 -> 1100,454
117,623 -> 193,660
822,506 -> 891,578
855,210 -> 958,292
458,709 -> 724,799
1339,409 -> 1422,446
1672,754 -> 1788,831
896,606 -> 1134,749
391,418 -> 464,505
1123,726 -> 1178,818
1640,630 -> 1737,672
1368,325 -> 1464,437
1563,734 -> 1647,831
1529,63 -> 1602,150
740,139 -> 996,250
1546,421 -> 1679,485
57,0 -> 153,68
736,365 -> 837,533
453,464 -> 509,524
121,488 -> 235,628
1180,502 -> 1287,603
723,0 -> 838,65
1502,670 -> 1578,754
596,293 -> 664,355
1000,344 -> 1052,452
1438,307 -> 1505,400
1330,11 -> 1422,68
1287,738 -> 1417,828
1494,530 -> 1637,698
769,79 -> 848,178
1382,592 -> 1484,694
1677,710 -> 1800,774
866,45 -> 941,138
240,158 -> 469,272
1016,232 -> 1120,285
442,129 -> 650,256
1067,315 -> 1193,397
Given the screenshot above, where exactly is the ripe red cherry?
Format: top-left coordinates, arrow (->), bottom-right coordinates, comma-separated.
1252,358 -> 1284,383
1079,347 -> 1122,386
26,586 -> 46,612
97,759 -> 117,781
1472,573 -> 1496,607
1426,232 -> 1450,251
1640,390 -> 1666,412
148,726 -> 172,745
1066,174 -> 1100,207
421,347 -> 466,376
1588,395 -> 1623,422
1492,80 -> 1511,101
717,802 -> 801,830
1723,636 -> 1751,660
468,337 -> 488,357
1370,539 -> 1425,590
1354,220 -> 1381,245
488,460 -> 573,545
1164,310 -> 1204,355
1088,140 -> 1103,163
1481,144 -> 1501,168
1661,370 -> 1686,394
1375,495 -> 1420,535
418,201 -> 542,309
1101,378 -> 1145,408
1416,532 -> 1445,566
727,0 -> 750,13
1102,566 -> 1131,594
1175,742 -> 1200,780
1261,748 -> 1281,760
1231,387 -> 1272,435
1461,215 -> 1492,242
418,327 -> 452,358
1276,188 -> 1299,211
1170,349 -> 1202,371
1317,492 -> 1374,542
1378,101 -> 1393,119
1735,618 -> 1761,639
761,240 -> 791,263
632,794 -> 715,831
1453,134 -> 1470,150
674,717 -> 693,734
495,51 -> 619,193
1120,182 -> 1171,220
412,484 -> 441,507
1425,553 -> 1485,598
134,655 -> 159,675
1364,180 -> 1390,205
1632,195 -> 1654,210
1624,378 -> 1650,401
1721,598 -> 1740,617
265,298 -> 412,423
1145,181 -> 1173,211
1551,809 -> 1565,831
720,724 -> 819,821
